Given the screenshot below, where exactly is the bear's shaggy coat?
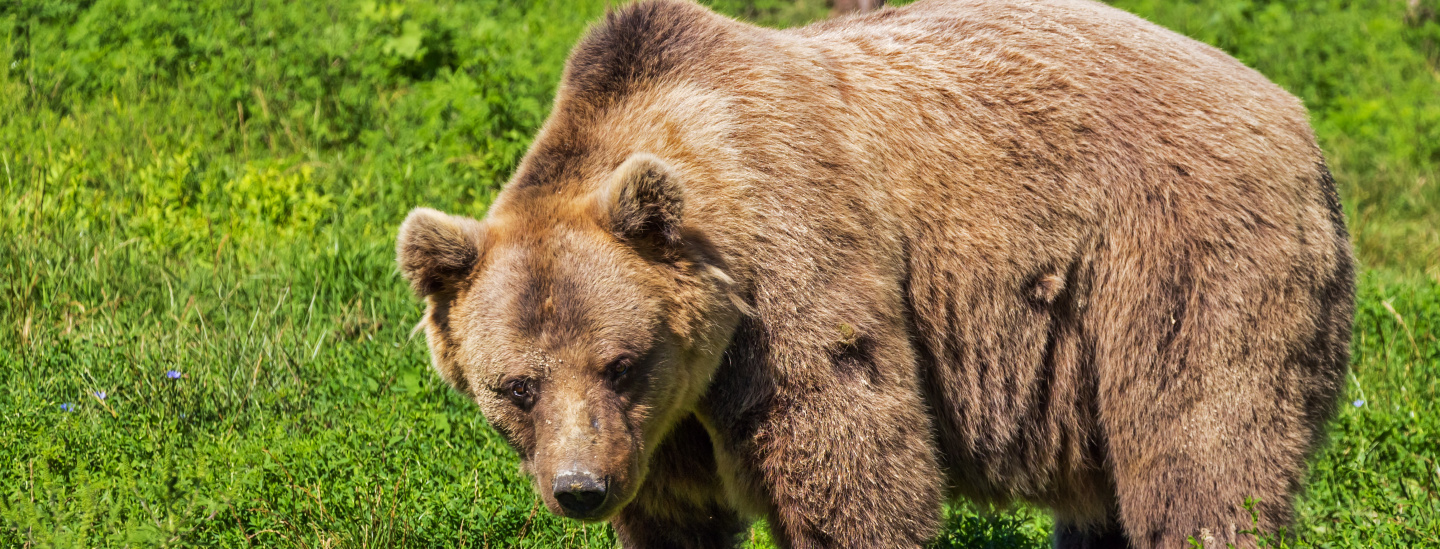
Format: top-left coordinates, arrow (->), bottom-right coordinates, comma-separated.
396,0 -> 1355,547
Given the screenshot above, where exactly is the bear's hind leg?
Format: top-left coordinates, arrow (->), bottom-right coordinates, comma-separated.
1095,293 -> 1318,547
1088,209 -> 1351,548
1099,352 -> 1308,548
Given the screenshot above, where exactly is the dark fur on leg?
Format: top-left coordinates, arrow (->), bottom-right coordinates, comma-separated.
1054,520 -> 1132,549
612,416 -> 747,549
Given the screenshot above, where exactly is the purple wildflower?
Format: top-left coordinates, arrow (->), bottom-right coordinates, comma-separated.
1353,399 -> 1365,408
166,370 -> 182,380
59,403 -> 74,412
93,391 -> 106,400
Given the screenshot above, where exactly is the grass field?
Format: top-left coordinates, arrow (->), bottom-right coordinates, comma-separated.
2,0 -> 1437,546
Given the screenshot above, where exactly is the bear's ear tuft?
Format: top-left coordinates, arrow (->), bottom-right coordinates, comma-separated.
396,208 -> 485,298
598,153 -> 685,248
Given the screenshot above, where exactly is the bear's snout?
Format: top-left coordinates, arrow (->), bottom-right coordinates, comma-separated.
530,385 -> 641,521
552,469 -> 609,518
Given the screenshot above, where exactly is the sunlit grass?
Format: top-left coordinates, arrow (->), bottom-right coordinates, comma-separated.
1,0 -> 1437,546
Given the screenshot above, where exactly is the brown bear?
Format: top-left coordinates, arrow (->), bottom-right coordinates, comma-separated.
395,0 -> 1355,547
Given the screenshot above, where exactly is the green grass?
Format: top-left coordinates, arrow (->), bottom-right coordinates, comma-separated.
1,0 -> 1437,546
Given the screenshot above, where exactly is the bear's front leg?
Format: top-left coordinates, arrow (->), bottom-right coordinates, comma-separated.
610,415 -> 747,549
758,386 -> 944,547
705,324 -> 946,548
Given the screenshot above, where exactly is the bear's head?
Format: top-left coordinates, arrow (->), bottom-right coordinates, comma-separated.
396,153 -> 744,521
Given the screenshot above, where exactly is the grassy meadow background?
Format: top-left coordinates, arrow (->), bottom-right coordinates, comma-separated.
1,0 -> 1437,546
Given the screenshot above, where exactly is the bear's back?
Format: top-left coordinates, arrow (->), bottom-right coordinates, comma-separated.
789,0 -> 1319,189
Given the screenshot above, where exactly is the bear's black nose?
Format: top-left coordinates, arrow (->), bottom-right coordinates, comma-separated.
552,471 -> 607,516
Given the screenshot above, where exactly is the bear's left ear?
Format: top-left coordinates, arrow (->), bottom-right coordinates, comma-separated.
396,207 -> 486,298
596,153 -> 685,248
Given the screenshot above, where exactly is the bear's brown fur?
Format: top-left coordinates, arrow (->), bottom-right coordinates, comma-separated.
396,0 -> 1355,547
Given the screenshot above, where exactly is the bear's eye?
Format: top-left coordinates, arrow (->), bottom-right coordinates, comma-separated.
607,356 -> 634,382
505,379 -> 533,407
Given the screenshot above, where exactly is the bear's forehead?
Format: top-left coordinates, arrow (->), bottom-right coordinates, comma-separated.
456,228 -> 657,369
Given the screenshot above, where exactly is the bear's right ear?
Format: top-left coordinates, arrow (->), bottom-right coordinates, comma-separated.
396,208 -> 485,298
597,153 -> 685,249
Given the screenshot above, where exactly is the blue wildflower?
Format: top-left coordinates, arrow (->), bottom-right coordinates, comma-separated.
1353,399 -> 1365,408
60,403 -> 74,412
166,370 -> 182,379
93,390 -> 106,400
